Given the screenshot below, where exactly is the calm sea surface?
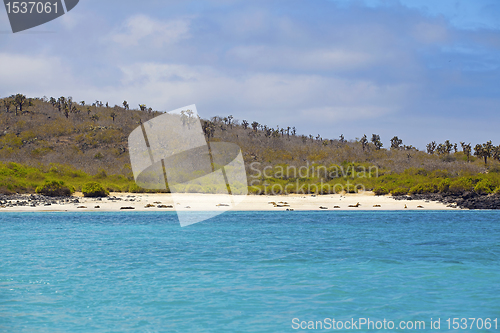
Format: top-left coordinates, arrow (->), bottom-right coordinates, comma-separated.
1,211 -> 499,332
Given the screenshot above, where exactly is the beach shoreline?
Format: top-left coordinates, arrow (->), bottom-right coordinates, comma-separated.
0,191 -> 459,212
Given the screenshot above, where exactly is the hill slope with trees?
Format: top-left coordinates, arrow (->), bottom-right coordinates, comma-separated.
1,94 -> 500,206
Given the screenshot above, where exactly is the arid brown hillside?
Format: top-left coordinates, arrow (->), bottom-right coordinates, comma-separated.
0,94 -> 492,178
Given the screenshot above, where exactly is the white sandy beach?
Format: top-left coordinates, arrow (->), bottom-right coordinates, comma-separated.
0,191 -> 459,212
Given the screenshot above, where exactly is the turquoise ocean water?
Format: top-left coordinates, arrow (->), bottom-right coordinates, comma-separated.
1,211 -> 499,332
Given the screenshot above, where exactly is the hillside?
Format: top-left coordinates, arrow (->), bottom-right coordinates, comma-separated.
1,94 -> 500,198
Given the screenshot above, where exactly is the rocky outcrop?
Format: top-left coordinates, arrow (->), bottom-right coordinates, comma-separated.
393,192 -> 500,209
0,194 -> 79,208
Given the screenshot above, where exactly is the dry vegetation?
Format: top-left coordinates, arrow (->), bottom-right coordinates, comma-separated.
0,95 -> 157,175
1,94 -> 499,195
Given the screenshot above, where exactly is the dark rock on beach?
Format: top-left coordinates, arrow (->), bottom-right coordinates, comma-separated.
393,192 -> 500,210
0,194 -> 78,208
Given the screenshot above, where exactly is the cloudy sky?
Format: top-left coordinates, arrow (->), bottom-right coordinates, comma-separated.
0,0 -> 499,148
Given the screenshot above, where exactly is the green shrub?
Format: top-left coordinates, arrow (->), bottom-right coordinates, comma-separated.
391,187 -> 408,196
345,183 -> 357,193
319,183 -> 336,194
474,179 -> 495,195
266,183 -> 285,194
409,183 -> 438,194
373,186 -> 389,195
438,179 -> 451,193
449,177 -> 474,194
128,183 -> 146,193
105,184 -> 121,192
82,182 -> 109,197
432,170 -> 450,178
248,185 -> 263,195
489,166 -> 500,173
36,180 -> 73,197
186,184 -> 203,193
94,169 -> 107,178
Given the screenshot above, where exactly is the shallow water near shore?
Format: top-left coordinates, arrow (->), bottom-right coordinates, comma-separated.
1,211 -> 499,332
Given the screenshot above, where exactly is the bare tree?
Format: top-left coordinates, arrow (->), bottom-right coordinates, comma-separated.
57,96 -> 66,112
390,136 -> 403,149
202,121 -> 216,139
13,94 -> 27,115
474,141 -> 493,164
426,141 -> 436,154
444,140 -> 453,154
460,142 -> 471,162
360,134 -> 368,151
492,145 -> 500,162
251,121 -> 259,132
2,98 -> 13,113
371,134 -> 383,150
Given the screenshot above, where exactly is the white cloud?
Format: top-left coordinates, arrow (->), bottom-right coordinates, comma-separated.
109,62 -> 408,124
1,1 -> 498,148
58,9 -> 84,30
300,105 -> 394,122
0,7 -> 12,31
217,8 -> 271,37
110,14 -> 191,48
0,51 -> 410,126
413,21 -> 449,44
0,53 -> 75,96
227,46 -> 375,71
